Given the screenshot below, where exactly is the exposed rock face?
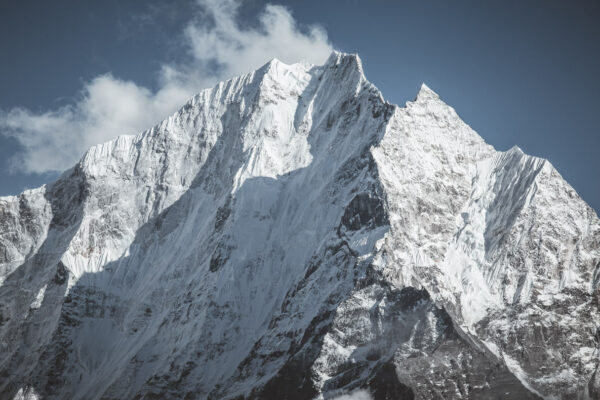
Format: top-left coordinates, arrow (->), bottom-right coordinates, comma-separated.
0,52 -> 598,400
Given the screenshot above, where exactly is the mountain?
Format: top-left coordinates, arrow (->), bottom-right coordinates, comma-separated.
1,52 -> 599,400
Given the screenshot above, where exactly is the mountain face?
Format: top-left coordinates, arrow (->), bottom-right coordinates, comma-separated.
1,52 -> 599,400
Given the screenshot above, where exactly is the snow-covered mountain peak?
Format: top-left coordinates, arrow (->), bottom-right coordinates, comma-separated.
73,52 -> 373,184
506,144 -> 525,155
326,50 -> 364,70
415,82 -> 439,102
1,52 -> 599,400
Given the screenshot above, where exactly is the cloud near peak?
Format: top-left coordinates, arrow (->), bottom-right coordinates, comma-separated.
0,0 -> 332,174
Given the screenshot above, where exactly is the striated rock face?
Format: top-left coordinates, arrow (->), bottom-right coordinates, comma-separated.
0,52 -> 599,400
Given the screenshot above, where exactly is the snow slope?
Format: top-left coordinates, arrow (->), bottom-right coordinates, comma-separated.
0,52 -> 598,399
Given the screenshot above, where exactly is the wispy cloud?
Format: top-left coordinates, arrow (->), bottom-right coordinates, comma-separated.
0,0 -> 332,174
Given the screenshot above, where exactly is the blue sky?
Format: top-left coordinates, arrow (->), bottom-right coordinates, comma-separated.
0,0 -> 598,212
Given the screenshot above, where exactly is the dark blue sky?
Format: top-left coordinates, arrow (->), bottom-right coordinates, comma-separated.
0,0 -> 598,212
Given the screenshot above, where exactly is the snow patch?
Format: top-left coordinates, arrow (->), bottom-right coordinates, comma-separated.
330,389 -> 373,400
29,285 -> 47,310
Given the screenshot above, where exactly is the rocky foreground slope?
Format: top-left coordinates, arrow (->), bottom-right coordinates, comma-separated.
0,52 -> 599,399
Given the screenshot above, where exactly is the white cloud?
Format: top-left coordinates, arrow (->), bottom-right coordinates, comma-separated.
0,0 -> 332,174
331,389 -> 373,400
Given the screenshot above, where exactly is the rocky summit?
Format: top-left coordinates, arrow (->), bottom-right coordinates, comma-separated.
1,52 -> 599,399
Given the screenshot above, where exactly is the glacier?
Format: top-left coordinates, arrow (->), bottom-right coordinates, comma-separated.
0,52 -> 599,399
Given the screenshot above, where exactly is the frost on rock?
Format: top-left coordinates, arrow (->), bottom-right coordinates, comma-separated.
0,51 -> 598,399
